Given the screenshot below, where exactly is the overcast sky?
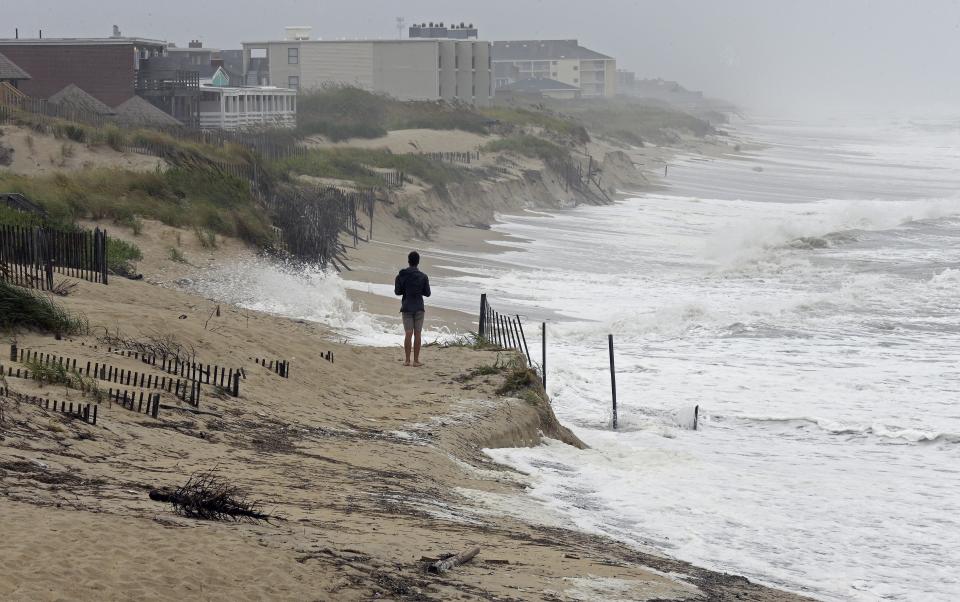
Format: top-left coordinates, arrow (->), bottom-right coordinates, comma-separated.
5,0 -> 960,114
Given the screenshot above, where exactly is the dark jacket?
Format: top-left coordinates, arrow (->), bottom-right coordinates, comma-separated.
394,266 -> 431,313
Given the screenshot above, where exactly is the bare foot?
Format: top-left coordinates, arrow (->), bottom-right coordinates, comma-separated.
412,361 -> 423,367
403,360 -> 411,366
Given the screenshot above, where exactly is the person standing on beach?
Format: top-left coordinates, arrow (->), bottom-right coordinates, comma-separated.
395,251 -> 431,367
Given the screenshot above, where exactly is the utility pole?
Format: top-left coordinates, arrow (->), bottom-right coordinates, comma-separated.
396,17 -> 405,39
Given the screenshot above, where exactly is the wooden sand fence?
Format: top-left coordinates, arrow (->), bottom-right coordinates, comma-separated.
478,293 -> 533,367
266,184 -> 378,268
0,224 -> 109,290
0,385 -> 98,425
419,151 -> 480,165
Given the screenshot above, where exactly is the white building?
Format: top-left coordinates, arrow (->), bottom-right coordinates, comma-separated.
242,30 -> 492,106
198,67 -> 296,130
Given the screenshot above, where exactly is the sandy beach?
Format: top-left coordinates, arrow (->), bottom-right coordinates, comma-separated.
0,124 -> 807,601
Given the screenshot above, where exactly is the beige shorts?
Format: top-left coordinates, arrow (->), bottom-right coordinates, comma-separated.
402,311 -> 425,332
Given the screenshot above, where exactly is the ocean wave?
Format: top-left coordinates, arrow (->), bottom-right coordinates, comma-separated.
705,198 -> 960,268
183,257 -> 455,347
728,414 -> 960,445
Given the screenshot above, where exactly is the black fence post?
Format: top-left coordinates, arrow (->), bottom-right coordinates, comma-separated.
516,315 -> 532,366
478,294 -> 487,340
541,323 -> 547,389
609,334 -> 617,430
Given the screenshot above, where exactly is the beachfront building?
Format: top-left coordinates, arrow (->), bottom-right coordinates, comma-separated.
0,35 -> 167,107
491,39 -> 616,99
198,73 -> 297,131
496,77 -> 581,100
242,28 -> 492,106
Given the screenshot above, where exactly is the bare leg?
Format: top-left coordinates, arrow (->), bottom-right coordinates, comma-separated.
403,331 -> 413,366
412,330 -> 423,366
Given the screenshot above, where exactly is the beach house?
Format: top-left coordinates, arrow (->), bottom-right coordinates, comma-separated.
491,39 -> 616,99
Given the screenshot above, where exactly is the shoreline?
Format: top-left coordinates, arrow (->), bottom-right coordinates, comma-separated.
0,123 -> 810,600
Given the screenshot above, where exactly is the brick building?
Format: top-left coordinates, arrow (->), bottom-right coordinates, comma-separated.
0,37 -> 167,107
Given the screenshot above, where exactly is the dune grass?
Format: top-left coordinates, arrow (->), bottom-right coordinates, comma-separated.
275,146 -> 469,191
0,280 -> 89,334
295,86 -> 489,141
544,97 -> 715,146
480,107 -> 590,144
482,134 -> 572,169
0,167 -> 272,246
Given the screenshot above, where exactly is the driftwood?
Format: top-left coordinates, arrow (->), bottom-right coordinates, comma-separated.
149,470 -> 271,522
426,546 -> 480,574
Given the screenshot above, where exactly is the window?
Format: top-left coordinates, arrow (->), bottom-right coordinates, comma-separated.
288,76 -> 300,90
287,47 -> 299,64
439,54 -> 442,68
573,78 -> 578,83
455,54 -> 459,69
552,72 -> 557,77
472,55 -> 475,69
552,60 -> 558,65
573,65 -> 578,70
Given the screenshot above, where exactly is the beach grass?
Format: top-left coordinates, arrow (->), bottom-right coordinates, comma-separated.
0,167 -> 272,245
0,280 -> 89,334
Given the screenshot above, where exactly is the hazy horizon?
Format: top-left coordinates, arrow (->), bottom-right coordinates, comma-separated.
5,0 -> 960,115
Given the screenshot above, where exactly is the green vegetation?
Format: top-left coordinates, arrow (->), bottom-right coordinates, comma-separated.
295,86 -> 489,141
544,98 -> 715,146
0,205 -> 47,228
106,238 -> 143,276
0,280 -> 89,334
276,147 -> 468,192
0,167 -> 272,246
6,110 -> 244,164
22,357 -> 102,400
480,107 -> 589,144
495,355 -> 546,405
482,134 -> 572,169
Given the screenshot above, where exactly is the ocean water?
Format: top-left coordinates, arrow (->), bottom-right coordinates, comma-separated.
191,115 -> 960,600
461,117 -> 960,600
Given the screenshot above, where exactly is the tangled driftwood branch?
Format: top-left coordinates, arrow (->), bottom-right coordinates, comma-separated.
149,470 -> 272,522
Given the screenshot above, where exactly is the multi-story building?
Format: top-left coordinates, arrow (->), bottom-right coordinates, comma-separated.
491,39 -> 616,99
242,29 -> 492,106
0,35 -> 167,107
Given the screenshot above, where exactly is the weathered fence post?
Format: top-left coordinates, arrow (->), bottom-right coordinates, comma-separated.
478,294 -> 487,340
516,315 -> 531,366
541,322 -> 547,389
609,334 -> 617,430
